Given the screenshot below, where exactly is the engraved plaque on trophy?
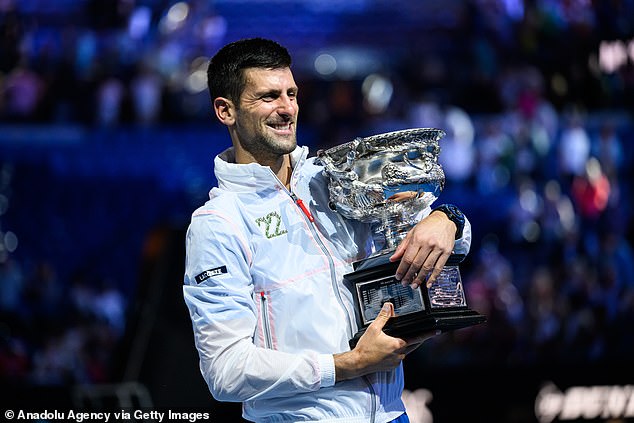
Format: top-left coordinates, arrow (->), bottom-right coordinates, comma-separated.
318,128 -> 486,348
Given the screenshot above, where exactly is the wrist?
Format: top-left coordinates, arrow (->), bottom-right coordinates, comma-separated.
333,350 -> 361,382
432,204 -> 465,240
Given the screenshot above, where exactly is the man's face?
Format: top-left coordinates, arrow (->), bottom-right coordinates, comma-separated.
232,67 -> 299,162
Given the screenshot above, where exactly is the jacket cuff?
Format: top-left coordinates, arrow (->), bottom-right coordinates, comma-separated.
318,354 -> 336,388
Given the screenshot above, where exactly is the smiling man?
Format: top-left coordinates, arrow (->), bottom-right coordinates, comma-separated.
183,38 -> 472,423
213,65 -> 299,184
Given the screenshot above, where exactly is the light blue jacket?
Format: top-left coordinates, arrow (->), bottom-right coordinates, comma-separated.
183,146 -> 471,422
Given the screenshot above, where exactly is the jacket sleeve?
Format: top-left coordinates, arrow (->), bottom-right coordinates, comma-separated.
182,210 -> 336,402
453,213 -> 472,256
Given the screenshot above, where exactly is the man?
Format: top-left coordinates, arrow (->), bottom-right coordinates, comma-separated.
183,38 -> 471,423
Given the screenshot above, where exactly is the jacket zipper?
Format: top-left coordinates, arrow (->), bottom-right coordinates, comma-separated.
260,291 -> 273,349
291,190 -> 377,422
273,169 -> 375,420
294,196 -> 314,222
288,191 -> 355,333
267,167 -> 354,330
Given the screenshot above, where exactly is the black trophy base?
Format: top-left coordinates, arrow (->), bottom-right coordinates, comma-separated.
345,252 -> 486,349
349,308 -> 486,348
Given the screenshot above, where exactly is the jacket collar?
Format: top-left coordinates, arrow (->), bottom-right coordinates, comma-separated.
214,145 -> 309,192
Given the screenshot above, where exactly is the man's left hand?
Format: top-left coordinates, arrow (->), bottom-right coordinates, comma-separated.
389,210 -> 457,289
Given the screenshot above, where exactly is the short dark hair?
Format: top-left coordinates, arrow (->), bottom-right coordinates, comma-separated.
207,38 -> 292,105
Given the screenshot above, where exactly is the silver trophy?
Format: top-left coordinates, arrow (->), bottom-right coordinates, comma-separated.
318,128 -> 485,347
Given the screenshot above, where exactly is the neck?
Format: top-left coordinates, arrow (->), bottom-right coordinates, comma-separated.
234,146 -> 293,188
275,156 -> 293,189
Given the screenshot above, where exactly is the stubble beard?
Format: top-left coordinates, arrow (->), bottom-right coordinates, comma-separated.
242,130 -> 297,164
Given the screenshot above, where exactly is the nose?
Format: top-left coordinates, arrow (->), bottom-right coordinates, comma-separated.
277,95 -> 297,117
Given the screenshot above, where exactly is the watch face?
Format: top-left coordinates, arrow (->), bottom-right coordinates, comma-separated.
449,205 -> 464,222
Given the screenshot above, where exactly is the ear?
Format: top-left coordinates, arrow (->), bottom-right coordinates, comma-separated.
213,97 -> 236,126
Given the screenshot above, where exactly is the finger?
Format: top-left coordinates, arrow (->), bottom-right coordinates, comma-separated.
399,247 -> 432,286
425,251 -> 451,288
389,233 -> 410,264
394,240 -> 422,282
408,249 -> 442,289
370,302 -> 394,331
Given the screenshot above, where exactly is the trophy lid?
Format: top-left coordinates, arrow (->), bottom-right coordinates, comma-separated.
318,128 -> 447,223
321,128 -> 446,163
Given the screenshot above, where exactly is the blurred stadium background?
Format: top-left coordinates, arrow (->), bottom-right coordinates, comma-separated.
0,0 -> 633,422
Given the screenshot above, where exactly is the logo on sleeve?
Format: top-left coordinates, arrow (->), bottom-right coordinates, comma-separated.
195,266 -> 228,283
255,211 -> 288,239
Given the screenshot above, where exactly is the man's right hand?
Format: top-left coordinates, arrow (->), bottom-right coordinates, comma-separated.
333,302 -> 436,382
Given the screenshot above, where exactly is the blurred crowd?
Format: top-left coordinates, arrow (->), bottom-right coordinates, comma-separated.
0,0 -> 633,386
412,105 -> 634,368
0,259 -> 126,385
1,0 -> 633,126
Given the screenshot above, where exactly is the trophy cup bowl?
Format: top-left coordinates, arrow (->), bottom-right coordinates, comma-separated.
318,128 -> 486,348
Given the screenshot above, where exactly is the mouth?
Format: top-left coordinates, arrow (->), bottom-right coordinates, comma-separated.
267,121 -> 294,134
